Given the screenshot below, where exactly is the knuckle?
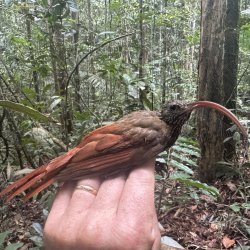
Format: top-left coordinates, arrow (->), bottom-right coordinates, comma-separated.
115,222 -> 155,249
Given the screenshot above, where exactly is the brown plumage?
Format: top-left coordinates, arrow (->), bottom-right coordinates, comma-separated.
0,100 -> 247,202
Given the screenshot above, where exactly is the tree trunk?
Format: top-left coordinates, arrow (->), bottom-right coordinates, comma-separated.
54,26 -> 73,141
72,10 -> 81,112
25,12 -> 40,103
223,0 -> 240,160
48,0 -> 73,144
138,0 -> 149,108
161,27 -> 167,105
197,0 -> 240,182
87,0 -> 96,108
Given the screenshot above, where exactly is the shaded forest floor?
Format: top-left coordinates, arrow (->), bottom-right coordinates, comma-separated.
157,167 -> 250,249
0,167 -> 249,250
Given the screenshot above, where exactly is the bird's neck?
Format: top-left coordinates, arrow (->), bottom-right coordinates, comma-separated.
165,124 -> 183,149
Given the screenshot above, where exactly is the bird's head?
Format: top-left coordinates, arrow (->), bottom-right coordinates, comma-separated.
161,100 -> 247,139
161,100 -> 192,128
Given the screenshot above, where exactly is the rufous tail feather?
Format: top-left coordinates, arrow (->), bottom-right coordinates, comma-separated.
0,148 -> 79,201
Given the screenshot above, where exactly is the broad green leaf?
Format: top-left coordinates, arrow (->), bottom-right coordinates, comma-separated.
0,230 -> 10,246
5,242 -> 24,250
0,101 -> 51,122
22,87 -> 37,98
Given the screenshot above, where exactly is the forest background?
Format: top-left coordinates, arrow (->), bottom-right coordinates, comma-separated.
0,0 -> 249,249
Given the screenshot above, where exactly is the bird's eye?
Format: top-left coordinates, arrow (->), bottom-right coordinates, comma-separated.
169,104 -> 180,111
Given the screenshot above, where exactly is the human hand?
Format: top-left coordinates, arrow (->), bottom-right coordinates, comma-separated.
44,159 -> 160,250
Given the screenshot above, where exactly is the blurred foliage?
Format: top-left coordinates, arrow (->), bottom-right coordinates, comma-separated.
0,0 -> 249,248
0,0 -> 202,170
156,136 -> 219,199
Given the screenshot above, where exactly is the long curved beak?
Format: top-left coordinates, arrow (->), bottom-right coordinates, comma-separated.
188,101 -> 248,139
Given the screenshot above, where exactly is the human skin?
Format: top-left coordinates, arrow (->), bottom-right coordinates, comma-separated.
44,159 -> 161,250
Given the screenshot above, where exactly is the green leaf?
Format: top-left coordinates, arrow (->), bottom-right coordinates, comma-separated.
141,94 -> 152,111
98,31 -> 115,37
176,178 -> 219,197
49,98 -> 62,111
223,136 -> 232,143
233,246 -> 250,250
171,152 -> 197,167
240,221 -> 250,236
169,171 -> 191,180
177,136 -> 199,147
122,74 -> 132,84
37,64 -> 50,77
158,151 -> 168,157
170,160 -> 194,174
5,242 -> 24,250
0,230 -> 10,246
0,101 -> 51,122
233,132 -> 241,141
22,87 -> 37,98
74,111 -> 91,121
229,203 -> 241,212
10,36 -> 29,46
227,124 -> 237,132
42,84 -> 52,94
172,145 -> 200,157
156,157 -> 167,164
242,162 -> 250,168
31,223 -> 43,237
242,203 -> 250,209
30,236 -> 43,247
68,0 -> 78,12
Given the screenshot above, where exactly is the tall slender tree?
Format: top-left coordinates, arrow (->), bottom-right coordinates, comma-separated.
197,0 -> 240,182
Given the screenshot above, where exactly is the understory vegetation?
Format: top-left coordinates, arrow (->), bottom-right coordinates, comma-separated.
0,0 -> 249,249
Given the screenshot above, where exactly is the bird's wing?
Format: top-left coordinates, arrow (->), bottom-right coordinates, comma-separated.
55,123 -> 164,181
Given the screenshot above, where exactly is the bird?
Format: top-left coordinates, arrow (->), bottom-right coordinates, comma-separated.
0,100 -> 247,202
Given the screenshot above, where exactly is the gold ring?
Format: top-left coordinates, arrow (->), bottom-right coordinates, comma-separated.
75,185 -> 98,196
